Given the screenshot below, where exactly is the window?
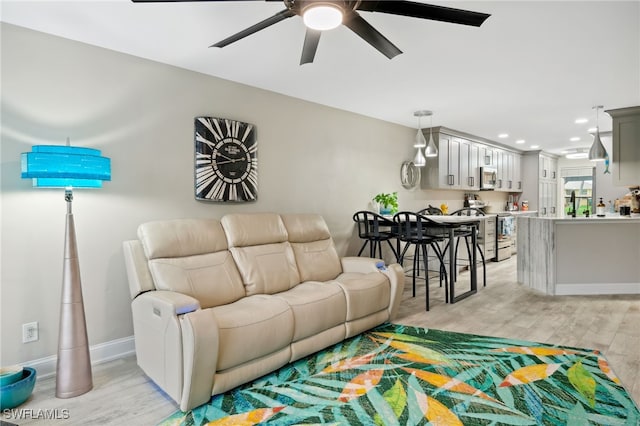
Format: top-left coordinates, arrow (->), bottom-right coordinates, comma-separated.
561,167 -> 594,216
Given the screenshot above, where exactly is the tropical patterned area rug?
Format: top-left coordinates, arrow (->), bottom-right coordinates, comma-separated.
159,323 -> 639,425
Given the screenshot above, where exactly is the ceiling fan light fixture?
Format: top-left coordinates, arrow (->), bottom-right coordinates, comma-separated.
303,5 -> 343,31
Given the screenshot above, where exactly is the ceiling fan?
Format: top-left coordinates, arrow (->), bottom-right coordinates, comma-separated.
132,0 -> 491,65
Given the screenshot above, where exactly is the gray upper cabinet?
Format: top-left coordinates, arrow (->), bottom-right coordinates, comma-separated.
606,106 -> 640,186
421,127 -> 522,192
494,149 -> 522,192
421,131 -> 461,189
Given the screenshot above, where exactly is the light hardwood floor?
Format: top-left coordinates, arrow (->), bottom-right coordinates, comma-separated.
9,256 -> 639,425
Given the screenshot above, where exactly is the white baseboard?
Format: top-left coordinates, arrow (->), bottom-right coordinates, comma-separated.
25,336 -> 136,380
555,283 -> 640,296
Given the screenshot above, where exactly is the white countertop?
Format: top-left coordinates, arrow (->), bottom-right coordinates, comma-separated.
485,210 -> 537,215
521,215 -> 640,223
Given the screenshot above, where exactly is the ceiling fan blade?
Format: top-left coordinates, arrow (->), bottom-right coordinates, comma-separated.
211,9 -> 295,48
343,13 -> 402,59
300,28 -> 321,65
357,1 -> 490,27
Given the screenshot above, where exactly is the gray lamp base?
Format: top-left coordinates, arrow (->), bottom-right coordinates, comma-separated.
56,192 -> 92,398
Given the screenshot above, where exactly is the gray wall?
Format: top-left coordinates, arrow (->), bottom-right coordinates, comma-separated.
1,23 -> 480,366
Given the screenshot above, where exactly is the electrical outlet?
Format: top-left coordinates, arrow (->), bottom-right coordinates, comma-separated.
22,322 -> 38,343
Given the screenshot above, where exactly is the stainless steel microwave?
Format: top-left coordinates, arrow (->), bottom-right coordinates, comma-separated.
479,167 -> 497,190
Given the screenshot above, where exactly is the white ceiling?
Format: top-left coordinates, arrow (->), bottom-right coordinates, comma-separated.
2,0 -> 639,155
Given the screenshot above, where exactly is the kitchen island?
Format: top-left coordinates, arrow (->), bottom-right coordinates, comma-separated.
517,215 -> 640,295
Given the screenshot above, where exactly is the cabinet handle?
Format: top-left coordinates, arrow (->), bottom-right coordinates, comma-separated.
508,180 -> 512,189
552,171 -> 556,179
448,175 -> 454,185
485,155 -> 491,165
498,179 -> 502,188
551,207 -> 556,214
542,207 -> 547,215
543,169 -> 547,178
468,176 -> 474,186
518,181 -> 522,190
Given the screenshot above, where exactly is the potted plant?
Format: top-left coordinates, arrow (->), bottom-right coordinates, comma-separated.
373,192 -> 398,215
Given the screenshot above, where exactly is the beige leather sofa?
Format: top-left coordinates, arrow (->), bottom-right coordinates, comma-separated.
123,212 -> 404,411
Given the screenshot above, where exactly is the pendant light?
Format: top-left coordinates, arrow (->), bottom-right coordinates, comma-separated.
425,110 -> 438,157
588,105 -> 607,161
413,110 -> 430,167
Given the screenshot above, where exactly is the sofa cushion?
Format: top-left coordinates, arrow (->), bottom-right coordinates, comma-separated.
222,213 -> 287,247
148,251 -> 245,309
289,239 -> 342,283
280,214 -> 330,243
281,214 -> 342,282
274,281 -> 346,342
212,295 -> 293,371
334,272 -> 390,321
138,218 -> 245,308
230,243 -> 300,295
138,219 -> 228,259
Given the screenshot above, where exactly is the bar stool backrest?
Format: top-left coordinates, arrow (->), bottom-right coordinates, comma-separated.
418,205 -> 443,215
393,211 -> 441,241
352,211 -> 390,238
449,207 -> 485,216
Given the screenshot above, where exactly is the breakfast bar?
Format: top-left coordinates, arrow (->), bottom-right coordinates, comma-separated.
517,216 -> 640,295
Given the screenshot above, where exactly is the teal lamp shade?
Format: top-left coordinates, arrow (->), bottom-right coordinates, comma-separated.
21,145 -> 111,187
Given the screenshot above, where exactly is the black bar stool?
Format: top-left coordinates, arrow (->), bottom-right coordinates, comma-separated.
352,211 -> 399,261
447,207 -> 487,287
393,211 -> 448,311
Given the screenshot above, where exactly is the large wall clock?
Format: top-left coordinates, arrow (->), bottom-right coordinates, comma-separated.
194,117 -> 258,202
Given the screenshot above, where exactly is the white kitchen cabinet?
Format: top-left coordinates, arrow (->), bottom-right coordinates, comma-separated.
606,106 -> 640,186
479,145 -> 495,167
521,151 -> 559,216
512,153 -> 523,191
495,149 -> 505,191
460,139 -> 480,190
539,154 -> 557,181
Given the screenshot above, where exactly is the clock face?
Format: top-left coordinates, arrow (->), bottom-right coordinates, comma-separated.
194,117 -> 258,202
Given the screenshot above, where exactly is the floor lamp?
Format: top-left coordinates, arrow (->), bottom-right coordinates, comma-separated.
21,143 -> 111,398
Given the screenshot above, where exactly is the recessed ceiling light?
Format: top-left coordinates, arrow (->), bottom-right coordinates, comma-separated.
515,139 -> 525,144
530,145 -> 540,149
560,150 -> 570,154
498,133 -> 509,138
566,149 -> 589,159
575,118 -> 588,124
566,152 -> 588,159
587,127 -> 597,133
570,137 -> 581,142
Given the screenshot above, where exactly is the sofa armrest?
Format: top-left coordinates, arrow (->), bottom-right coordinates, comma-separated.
131,291 -> 201,404
380,263 -> 404,321
179,309 -> 220,411
123,240 -> 156,299
340,256 -> 384,274
341,257 -> 405,321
